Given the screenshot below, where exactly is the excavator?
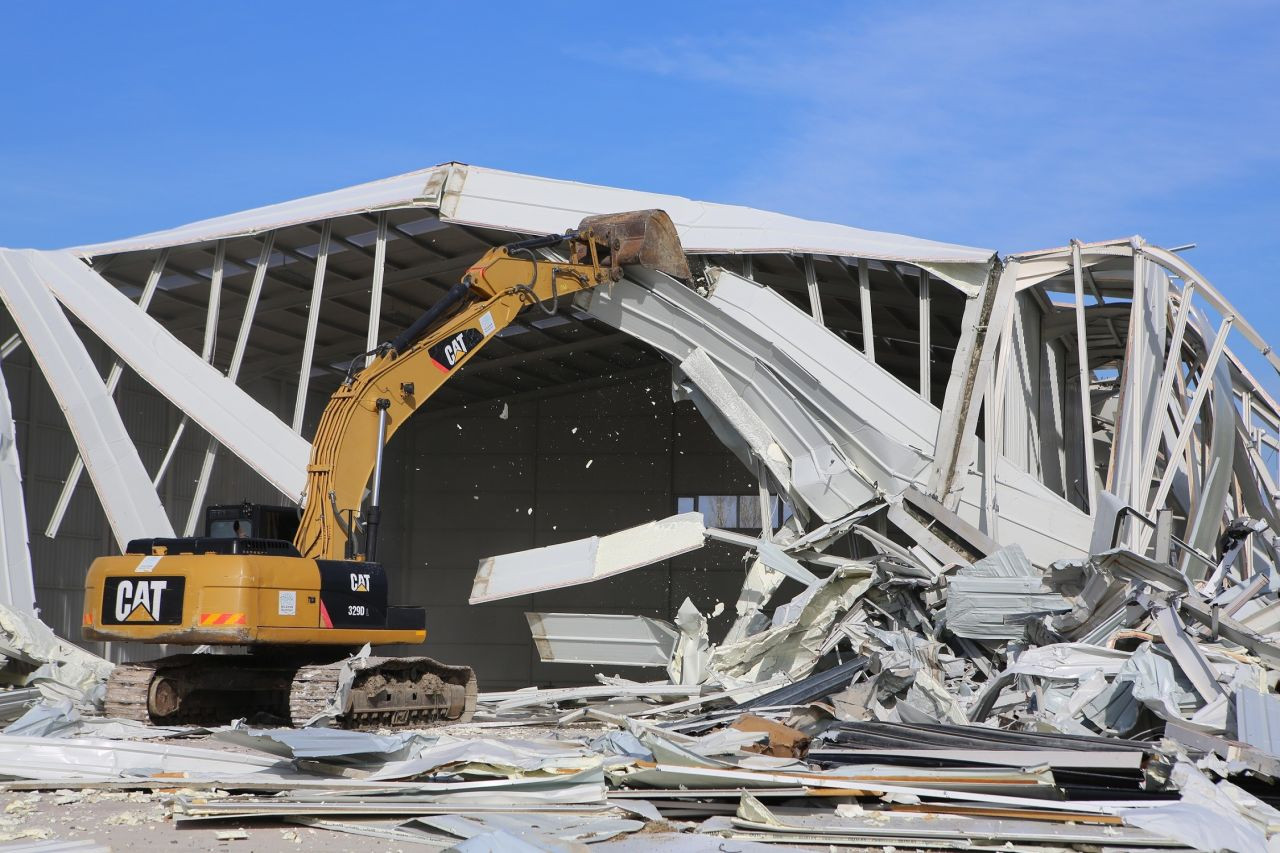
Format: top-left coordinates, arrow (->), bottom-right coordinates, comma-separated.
81,210 -> 690,728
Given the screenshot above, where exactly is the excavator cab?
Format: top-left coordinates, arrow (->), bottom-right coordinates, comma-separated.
205,502 -> 301,544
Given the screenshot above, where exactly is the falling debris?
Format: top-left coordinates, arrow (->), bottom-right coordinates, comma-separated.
470,513 -> 706,603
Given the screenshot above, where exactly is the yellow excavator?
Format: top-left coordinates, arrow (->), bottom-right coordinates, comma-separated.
81,210 -> 690,728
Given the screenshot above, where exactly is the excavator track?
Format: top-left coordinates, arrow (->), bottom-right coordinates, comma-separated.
102,654 -> 477,729
288,656 -> 478,729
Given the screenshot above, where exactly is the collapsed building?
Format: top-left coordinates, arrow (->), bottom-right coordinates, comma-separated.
0,163 -> 1278,849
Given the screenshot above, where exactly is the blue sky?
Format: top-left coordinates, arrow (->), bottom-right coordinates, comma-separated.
2,2 -> 1278,375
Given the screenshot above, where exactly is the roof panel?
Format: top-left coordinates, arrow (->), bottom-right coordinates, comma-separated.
72,163 -> 995,276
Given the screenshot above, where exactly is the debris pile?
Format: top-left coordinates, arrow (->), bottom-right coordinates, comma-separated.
4,488 -> 1280,850
0,601 -> 111,721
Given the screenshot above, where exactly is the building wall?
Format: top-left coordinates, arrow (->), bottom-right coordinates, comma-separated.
380,366 -> 761,690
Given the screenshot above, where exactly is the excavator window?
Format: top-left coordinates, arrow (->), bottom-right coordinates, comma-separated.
209,518 -> 248,538
205,504 -> 301,545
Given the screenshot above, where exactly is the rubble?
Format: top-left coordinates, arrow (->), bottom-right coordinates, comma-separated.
2,506 -> 1280,849
0,602 -> 111,720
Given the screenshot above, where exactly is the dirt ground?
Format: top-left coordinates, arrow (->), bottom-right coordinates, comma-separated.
0,788 -> 430,851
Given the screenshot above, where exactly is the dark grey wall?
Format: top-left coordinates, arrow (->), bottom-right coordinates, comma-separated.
377,365 -> 758,689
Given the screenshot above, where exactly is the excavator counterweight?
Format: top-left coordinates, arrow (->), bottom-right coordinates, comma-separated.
83,210 -> 689,728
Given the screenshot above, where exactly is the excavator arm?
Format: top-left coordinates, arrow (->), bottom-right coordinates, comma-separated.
294,209 -> 689,562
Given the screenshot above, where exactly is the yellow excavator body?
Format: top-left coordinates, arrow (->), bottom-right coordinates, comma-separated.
83,552 -> 425,647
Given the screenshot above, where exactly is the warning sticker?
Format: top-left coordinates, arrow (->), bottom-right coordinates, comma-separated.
278,590 -> 297,616
135,555 -> 162,573
479,311 -> 496,336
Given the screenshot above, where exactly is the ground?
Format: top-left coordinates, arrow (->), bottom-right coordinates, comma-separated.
0,789 -> 403,851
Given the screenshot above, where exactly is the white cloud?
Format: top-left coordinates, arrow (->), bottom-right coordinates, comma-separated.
608,2 -> 1280,252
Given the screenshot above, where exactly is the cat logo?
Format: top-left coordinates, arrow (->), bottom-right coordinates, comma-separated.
350,573 -> 371,593
102,576 -> 184,625
428,328 -> 484,373
441,332 -> 469,366
114,579 -> 168,623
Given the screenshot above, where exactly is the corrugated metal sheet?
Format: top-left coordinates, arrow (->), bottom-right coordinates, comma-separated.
1235,687 -> 1280,758
526,612 -> 677,667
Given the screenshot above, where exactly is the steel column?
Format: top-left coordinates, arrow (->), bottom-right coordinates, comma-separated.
292,222 -> 331,433
857,258 -> 874,360
366,212 -> 388,365
982,305 -> 1017,537
803,254 -> 824,325
1135,280 -> 1195,508
1070,242 -> 1098,511
152,241 -> 226,489
182,234 -> 274,536
1128,251 -> 1147,507
918,270 -> 931,403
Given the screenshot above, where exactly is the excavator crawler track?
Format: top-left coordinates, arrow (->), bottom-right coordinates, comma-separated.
102,654 -> 477,729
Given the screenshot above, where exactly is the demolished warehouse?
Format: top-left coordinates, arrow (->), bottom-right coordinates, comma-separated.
0,164 -> 1278,848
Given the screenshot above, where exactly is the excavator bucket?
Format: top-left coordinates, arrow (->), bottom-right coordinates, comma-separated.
574,209 -> 691,282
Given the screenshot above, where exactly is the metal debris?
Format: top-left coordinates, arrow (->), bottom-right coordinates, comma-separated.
526,613 -> 678,668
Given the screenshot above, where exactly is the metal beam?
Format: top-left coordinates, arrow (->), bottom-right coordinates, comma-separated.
982,304 -> 1017,537
1071,241 -> 1098,512
1127,251 -> 1147,507
927,260 -> 1015,509
1144,314 -> 1234,532
857,258 -> 874,361
1135,280 -> 1195,509
292,222 -> 330,433
46,248 -> 168,539
183,233 -> 275,535
152,242 -> 227,490
366,212 -> 388,365
918,270 -> 931,403
803,254 -> 824,325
